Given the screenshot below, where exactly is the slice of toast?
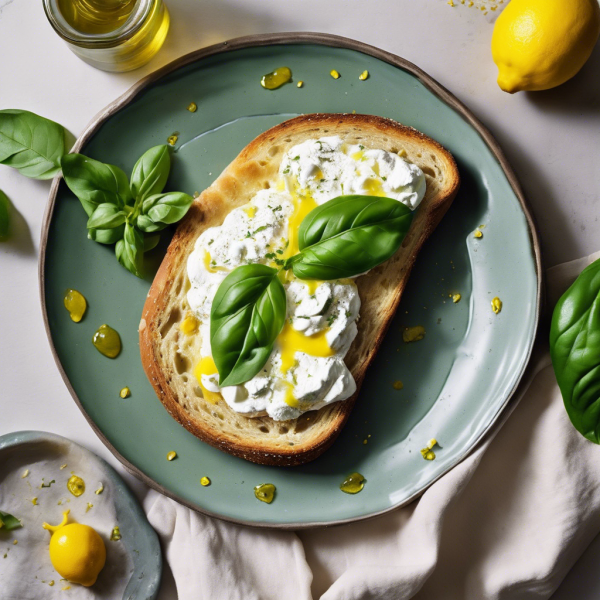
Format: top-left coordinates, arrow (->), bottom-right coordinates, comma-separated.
140,114 -> 459,466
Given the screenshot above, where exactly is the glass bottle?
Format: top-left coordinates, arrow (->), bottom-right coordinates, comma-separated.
43,0 -> 170,72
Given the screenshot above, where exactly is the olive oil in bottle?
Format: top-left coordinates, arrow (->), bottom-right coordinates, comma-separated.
44,0 -> 170,72
57,0 -> 137,34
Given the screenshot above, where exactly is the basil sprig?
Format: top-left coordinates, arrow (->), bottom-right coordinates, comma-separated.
210,195 -> 414,386
550,257 -> 600,443
286,195 -> 413,279
210,264 -> 287,387
0,190 -> 10,240
0,110 -> 70,180
0,510 -> 22,531
62,145 -> 193,277
0,109 -> 194,276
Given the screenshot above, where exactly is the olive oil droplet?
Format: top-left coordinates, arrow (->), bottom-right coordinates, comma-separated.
403,325 -> 425,343
340,472 -> 365,494
67,475 -> 85,497
491,297 -> 502,314
261,67 -> 292,90
92,324 -> 121,358
420,438 -> 438,461
64,289 -> 87,322
254,483 -> 276,503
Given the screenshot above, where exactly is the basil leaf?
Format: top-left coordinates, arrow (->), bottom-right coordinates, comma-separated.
211,264 -> 286,387
0,510 -> 22,531
0,109 -> 67,179
136,214 -> 167,233
87,203 -> 127,230
143,233 -> 161,252
88,225 -> 125,245
0,190 -> 10,240
130,145 -> 170,201
289,195 -> 414,280
142,192 -> 193,225
61,154 -> 132,216
115,223 -> 144,277
550,257 -> 600,443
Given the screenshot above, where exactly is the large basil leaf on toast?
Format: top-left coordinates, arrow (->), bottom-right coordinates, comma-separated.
210,264 -> 286,387
288,195 -> 414,280
550,257 -> 600,443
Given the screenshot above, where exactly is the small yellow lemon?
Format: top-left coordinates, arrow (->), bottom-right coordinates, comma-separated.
492,0 -> 600,93
43,510 -> 106,587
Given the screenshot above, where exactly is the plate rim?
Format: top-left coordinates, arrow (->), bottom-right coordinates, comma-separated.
39,32 -> 543,530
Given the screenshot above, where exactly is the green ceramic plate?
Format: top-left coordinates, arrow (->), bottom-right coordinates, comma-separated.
41,34 -> 541,528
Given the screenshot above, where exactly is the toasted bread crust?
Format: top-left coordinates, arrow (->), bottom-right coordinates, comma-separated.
140,113 -> 460,466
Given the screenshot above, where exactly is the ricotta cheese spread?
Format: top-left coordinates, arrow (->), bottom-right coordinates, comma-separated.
186,136 -> 426,421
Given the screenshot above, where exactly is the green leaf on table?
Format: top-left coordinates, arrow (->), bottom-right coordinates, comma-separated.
115,222 -> 144,277
87,203 -> 127,230
0,109 -> 68,180
61,154 -> 132,216
287,195 -> 414,280
130,145 -> 170,201
210,264 -> 286,387
142,191 -> 193,226
0,190 -> 10,240
0,510 -> 22,531
550,257 -> 600,443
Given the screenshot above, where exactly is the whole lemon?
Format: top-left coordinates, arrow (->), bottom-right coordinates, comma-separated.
43,510 -> 106,587
492,0 -> 600,93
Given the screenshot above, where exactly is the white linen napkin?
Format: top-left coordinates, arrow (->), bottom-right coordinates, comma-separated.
144,250 -> 600,600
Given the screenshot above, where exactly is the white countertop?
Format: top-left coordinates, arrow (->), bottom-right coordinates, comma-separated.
1,0 -> 599,597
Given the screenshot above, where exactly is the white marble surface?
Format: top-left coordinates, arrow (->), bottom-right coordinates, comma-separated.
0,0 -> 599,598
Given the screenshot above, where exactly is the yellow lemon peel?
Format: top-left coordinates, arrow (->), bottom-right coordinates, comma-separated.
492,0 -> 600,93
